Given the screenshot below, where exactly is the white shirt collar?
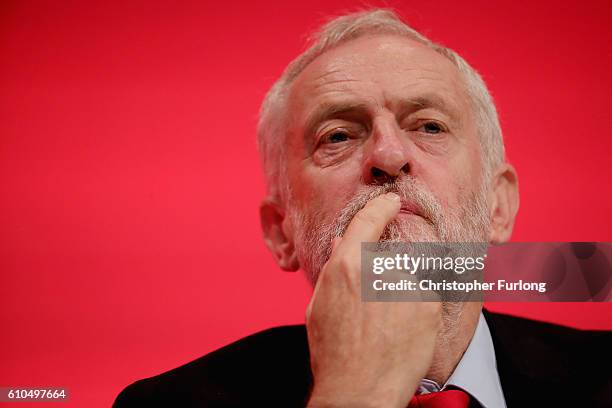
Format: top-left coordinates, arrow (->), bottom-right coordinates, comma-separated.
417,313 -> 506,408
443,313 -> 507,408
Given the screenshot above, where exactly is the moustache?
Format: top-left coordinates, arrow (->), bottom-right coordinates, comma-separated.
334,177 -> 441,238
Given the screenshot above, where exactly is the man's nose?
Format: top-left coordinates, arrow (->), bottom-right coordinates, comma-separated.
363,116 -> 412,185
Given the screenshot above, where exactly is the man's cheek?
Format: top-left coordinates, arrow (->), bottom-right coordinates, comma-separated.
425,169 -> 468,210
311,170 -> 361,209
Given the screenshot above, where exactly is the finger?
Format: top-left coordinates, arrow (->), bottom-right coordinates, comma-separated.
337,192 -> 401,251
310,237 -> 344,297
331,236 -> 342,252
305,297 -> 313,321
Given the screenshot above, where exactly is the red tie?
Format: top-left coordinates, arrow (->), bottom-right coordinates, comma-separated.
407,389 -> 471,408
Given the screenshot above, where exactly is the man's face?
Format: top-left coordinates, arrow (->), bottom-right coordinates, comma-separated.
283,34 -> 490,283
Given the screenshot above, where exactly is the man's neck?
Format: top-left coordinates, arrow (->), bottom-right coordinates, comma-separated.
426,302 -> 482,385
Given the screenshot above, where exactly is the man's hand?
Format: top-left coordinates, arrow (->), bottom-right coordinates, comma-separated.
306,193 -> 442,408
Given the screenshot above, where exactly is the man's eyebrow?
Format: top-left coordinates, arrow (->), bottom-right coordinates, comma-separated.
303,101 -> 371,138
302,94 -> 462,138
397,94 -> 462,123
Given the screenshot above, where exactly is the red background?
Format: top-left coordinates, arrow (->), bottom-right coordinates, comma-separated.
1,1 -> 611,407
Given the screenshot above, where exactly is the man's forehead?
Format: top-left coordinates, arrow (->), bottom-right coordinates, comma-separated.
288,34 -> 466,114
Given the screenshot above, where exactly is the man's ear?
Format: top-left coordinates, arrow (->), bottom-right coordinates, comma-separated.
260,198 -> 300,271
488,163 -> 520,244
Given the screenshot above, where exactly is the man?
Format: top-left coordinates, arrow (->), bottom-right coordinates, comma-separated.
114,9 -> 612,408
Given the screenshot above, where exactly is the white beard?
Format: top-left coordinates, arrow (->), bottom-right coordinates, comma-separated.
288,175 -> 490,286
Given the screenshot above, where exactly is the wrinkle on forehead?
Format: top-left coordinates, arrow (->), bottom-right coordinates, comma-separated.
310,68 -> 345,83
312,77 -> 360,91
287,34 -> 475,133
295,35 -> 462,90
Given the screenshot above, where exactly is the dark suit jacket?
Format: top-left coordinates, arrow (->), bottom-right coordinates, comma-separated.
114,310 -> 612,407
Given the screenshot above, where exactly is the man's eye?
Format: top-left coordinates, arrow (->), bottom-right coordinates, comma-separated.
419,122 -> 444,134
325,131 -> 350,144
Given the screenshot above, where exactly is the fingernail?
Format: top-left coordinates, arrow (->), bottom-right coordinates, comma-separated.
384,192 -> 400,202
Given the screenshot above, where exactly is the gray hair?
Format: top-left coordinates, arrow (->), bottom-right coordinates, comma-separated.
257,9 -> 505,202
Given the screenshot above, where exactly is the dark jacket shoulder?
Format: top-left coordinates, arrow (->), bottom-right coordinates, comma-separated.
113,325 -> 311,408
484,310 -> 612,408
115,312 -> 612,407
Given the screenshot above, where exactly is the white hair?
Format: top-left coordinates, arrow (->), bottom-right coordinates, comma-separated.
257,9 -> 505,202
